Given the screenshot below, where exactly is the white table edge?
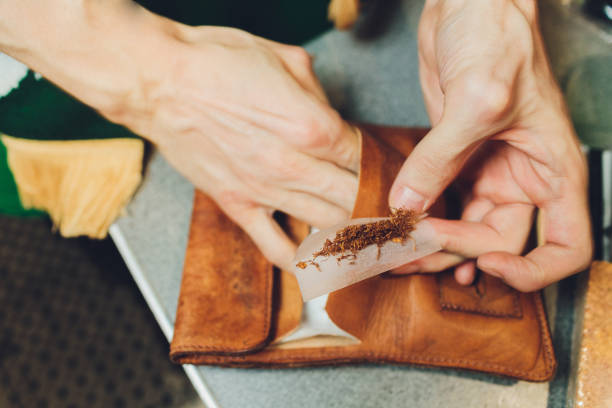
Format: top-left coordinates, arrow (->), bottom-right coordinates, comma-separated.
109,224 -> 221,408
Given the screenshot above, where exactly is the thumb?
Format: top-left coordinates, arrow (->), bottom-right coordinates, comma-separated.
389,120 -> 477,211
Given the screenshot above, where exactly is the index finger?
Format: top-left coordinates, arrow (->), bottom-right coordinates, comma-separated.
478,202 -> 593,291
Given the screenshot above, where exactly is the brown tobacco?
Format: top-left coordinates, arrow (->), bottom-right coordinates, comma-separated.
296,208 -> 418,269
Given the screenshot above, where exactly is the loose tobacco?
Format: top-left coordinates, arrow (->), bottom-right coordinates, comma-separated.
296,208 -> 419,269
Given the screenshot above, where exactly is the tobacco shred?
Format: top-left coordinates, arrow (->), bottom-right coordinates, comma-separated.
337,253 -> 357,263
296,260 -> 320,271
296,208 -> 419,269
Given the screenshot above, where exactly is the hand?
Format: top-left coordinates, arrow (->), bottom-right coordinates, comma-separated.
0,2 -> 360,271
390,0 -> 592,291
119,25 -> 361,271
134,27 -> 361,271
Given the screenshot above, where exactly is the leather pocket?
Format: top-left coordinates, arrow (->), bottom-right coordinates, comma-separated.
438,270 -> 522,318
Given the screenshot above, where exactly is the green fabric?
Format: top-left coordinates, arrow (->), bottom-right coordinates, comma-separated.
0,72 -> 139,216
0,72 -> 138,141
0,138 -> 43,216
0,0 -> 332,215
135,0 -> 332,45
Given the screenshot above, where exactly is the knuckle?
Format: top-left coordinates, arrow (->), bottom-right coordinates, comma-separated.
245,148 -> 291,181
264,150 -> 307,183
286,46 -> 313,66
413,152 -> 448,178
293,118 -> 330,150
523,260 -> 547,292
220,27 -> 258,46
279,160 -> 307,182
575,241 -> 594,272
459,75 -> 512,123
292,109 -> 343,151
215,190 -> 253,216
514,0 -> 538,22
240,169 -> 267,193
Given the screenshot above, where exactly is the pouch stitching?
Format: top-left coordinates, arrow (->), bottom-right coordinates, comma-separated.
171,292 -> 555,380
438,276 -> 523,318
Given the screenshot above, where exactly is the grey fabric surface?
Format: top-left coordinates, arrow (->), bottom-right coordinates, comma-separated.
110,1 -> 585,407
539,1 -> 612,149
310,0 -> 428,127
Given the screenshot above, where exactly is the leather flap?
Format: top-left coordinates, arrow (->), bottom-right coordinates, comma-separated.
171,192 -> 274,356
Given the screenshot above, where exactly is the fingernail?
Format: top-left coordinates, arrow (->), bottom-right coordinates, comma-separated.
392,187 -> 428,212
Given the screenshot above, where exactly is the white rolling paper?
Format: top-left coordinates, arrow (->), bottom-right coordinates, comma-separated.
292,217 -> 441,301
273,293 -> 359,346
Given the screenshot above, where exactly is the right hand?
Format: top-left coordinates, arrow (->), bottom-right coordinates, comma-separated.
114,25 -> 360,271
390,0 -> 592,291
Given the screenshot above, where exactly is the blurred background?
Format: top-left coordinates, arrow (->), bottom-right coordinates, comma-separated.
0,0 -> 610,407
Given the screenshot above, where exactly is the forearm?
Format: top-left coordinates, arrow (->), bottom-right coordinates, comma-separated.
0,0 -> 179,124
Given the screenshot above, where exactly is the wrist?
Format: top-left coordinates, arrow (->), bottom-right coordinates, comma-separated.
0,1 -> 185,133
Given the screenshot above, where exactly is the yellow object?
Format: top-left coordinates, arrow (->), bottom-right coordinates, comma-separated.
1,135 -> 143,238
575,261 -> 612,408
328,0 -> 360,30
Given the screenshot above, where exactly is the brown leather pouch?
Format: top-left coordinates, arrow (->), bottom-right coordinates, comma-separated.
170,125 -> 556,381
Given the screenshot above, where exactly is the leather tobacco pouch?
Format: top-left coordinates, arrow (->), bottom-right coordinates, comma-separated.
169,124 -> 556,381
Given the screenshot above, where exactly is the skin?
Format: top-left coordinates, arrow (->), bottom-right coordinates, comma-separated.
0,1 -> 360,272
0,0 -> 591,290
390,0 -> 593,291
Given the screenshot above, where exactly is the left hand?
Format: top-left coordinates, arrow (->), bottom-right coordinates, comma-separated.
0,1 -> 361,272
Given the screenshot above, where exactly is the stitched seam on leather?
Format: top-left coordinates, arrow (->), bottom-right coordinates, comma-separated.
171,349 -> 538,375
532,291 -> 556,377
439,302 -> 522,318
172,346 -> 548,380
172,292 -> 555,380
255,261 -> 273,350
438,277 -> 523,318
176,360 -> 536,381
